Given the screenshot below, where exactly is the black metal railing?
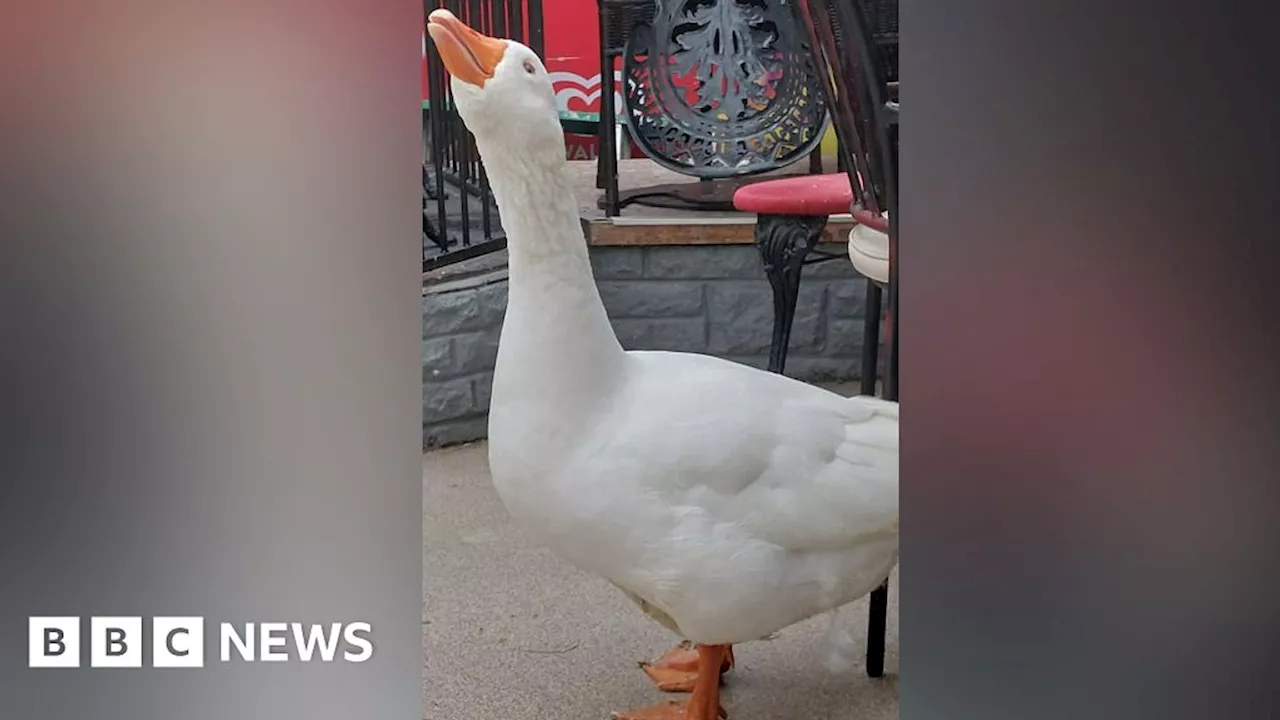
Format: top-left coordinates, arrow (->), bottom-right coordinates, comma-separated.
423,0 -> 545,272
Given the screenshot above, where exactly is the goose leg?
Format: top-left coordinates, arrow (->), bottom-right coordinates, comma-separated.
613,645 -> 731,720
641,641 -> 735,693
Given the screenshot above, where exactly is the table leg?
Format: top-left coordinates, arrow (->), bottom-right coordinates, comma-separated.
858,281 -> 882,396
753,214 -> 827,375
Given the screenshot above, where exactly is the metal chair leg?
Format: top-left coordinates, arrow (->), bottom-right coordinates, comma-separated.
867,581 -> 888,677
854,279 -> 889,676
858,281 -> 882,396
596,7 -> 620,214
864,278 -> 892,678
753,214 -> 826,375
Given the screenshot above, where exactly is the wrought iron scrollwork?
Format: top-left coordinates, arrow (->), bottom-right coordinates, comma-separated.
622,0 -> 828,179
754,213 -> 827,374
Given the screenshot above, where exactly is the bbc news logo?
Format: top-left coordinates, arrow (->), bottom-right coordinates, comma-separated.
28,617 -> 374,668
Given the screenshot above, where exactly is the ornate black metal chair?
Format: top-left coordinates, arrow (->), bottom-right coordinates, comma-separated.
595,0 -> 830,216
791,0 -> 898,677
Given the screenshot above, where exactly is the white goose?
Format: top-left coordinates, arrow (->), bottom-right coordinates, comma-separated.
428,11 -> 899,720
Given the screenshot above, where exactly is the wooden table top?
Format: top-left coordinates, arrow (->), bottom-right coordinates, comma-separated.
569,159 -> 857,247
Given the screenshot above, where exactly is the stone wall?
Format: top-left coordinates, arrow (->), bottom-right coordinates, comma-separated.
422,260 -> 508,449
423,243 -> 872,449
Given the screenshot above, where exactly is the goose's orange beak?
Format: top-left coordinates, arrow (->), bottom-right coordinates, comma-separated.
427,9 -> 507,88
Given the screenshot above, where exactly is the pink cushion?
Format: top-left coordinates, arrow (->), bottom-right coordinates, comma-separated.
732,173 -> 853,216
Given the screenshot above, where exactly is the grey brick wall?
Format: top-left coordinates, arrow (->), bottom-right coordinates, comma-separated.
422,268 -> 509,449
424,243 -> 874,449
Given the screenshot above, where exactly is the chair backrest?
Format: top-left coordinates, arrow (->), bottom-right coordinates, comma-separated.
793,0 -> 898,399
791,0 -> 896,217
618,0 -> 830,179
598,0 -> 656,57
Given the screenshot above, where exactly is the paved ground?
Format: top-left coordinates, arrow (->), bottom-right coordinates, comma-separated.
423,436 -> 899,720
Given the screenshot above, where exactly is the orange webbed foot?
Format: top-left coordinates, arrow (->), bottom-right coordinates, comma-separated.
624,644 -> 731,720
640,642 -> 734,693
641,664 -> 699,693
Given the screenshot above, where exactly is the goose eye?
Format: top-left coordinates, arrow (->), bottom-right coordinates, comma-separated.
522,60 -> 536,74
